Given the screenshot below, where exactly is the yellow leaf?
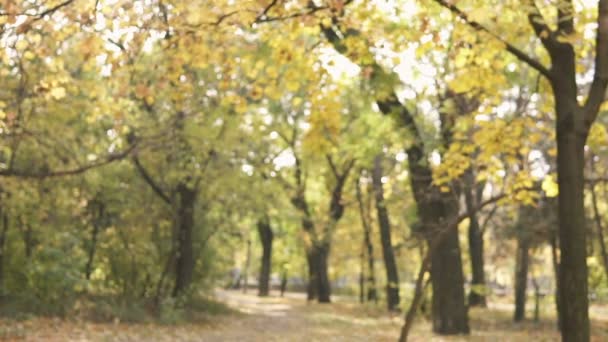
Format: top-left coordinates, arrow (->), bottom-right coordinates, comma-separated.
23,51 -> 35,60
50,87 -> 66,100
15,40 -> 28,51
541,175 -> 558,197
145,95 -> 155,106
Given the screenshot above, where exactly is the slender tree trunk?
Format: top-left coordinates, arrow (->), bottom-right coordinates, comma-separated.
280,267 -> 288,297
85,202 -> 104,280
18,216 -> 34,259
550,233 -> 563,330
359,245 -> 365,303
0,213 -> 8,293
464,170 -> 486,307
514,231 -> 530,322
172,183 -> 197,297
372,155 -> 400,311
243,238 -> 252,294
533,277 -> 541,322
355,171 -> 378,303
257,218 -> 273,297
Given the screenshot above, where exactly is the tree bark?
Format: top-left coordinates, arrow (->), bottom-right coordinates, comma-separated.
257,218 -> 273,297
514,228 -> 530,322
550,233 -> 563,330
590,158 -> 608,279
172,183 -> 197,297
372,155 -> 400,311
552,77 -> 589,341
306,247 -> 318,301
464,170 -> 486,307
428,203 -> 469,334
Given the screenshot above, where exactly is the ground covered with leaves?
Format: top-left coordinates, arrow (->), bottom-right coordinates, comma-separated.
1,290 -> 608,341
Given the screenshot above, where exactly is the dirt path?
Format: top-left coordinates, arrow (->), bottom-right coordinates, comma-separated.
3,290 -> 608,341
202,289 -> 401,341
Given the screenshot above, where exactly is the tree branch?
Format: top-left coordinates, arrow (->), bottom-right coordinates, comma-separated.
132,156 -> 171,205
432,0 -> 552,80
0,143 -> 136,178
584,0 -> 608,125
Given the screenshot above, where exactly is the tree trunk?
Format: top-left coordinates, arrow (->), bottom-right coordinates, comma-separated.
316,242 -> 331,303
257,218 -> 273,297
550,233 -> 563,330
243,238 -> 252,294
85,201 -> 104,280
280,267 -> 287,297
306,248 -> 318,301
464,170 -> 486,307
590,158 -> 608,279
372,155 -> 400,311
428,208 -> 469,334
533,277 -> 541,322
0,213 -> 8,293
514,231 -> 530,322
172,183 -> 197,297
552,75 -> 589,341
355,171 -> 378,303
359,246 -> 365,303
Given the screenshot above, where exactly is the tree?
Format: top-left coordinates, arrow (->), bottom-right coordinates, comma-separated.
432,1 -> 608,339
257,216 -> 274,297
371,154 -> 400,311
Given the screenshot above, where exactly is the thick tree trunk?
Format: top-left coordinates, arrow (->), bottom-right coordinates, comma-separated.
257,218 -> 273,297
372,155 -> 400,311
306,243 -> 331,302
172,183 -> 197,297
589,158 -> 608,279
415,183 -> 469,334
552,77 -> 589,341
464,170 -> 486,307
306,248 -> 318,301
376,94 -> 469,333
428,207 -> 469,334
514,231 -> 530,322
316,243 -> 331,303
